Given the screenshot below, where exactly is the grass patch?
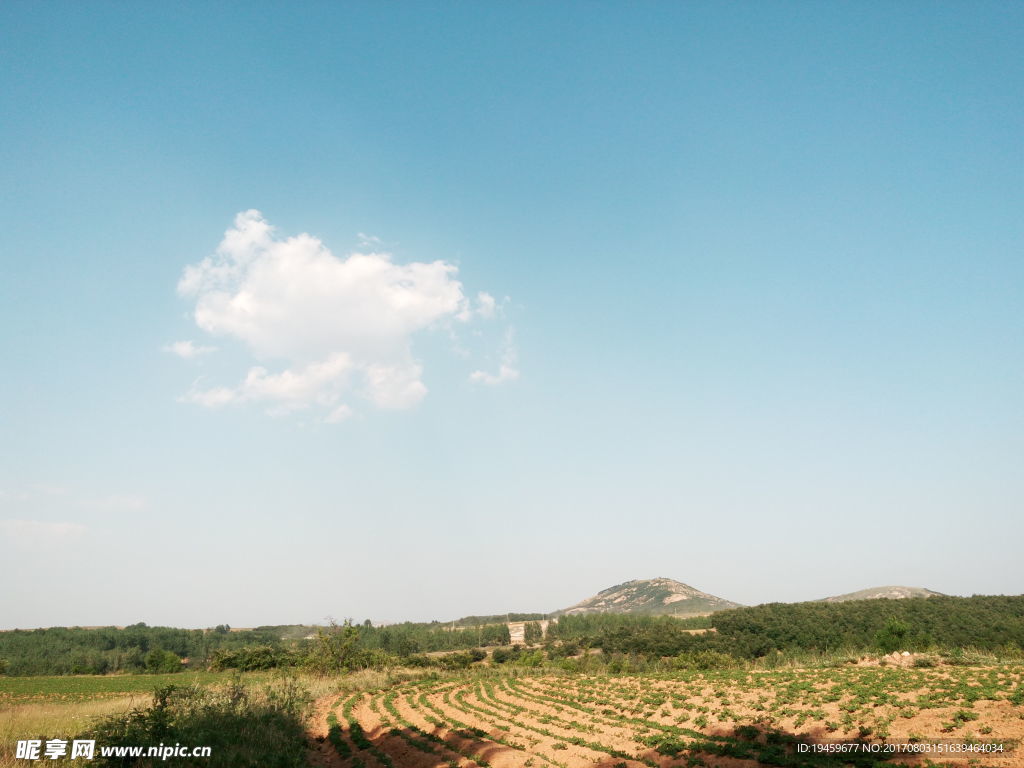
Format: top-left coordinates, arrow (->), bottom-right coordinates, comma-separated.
85,676 -> 312,767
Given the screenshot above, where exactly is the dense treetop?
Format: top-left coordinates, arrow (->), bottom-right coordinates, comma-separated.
2,595 -> 1021,675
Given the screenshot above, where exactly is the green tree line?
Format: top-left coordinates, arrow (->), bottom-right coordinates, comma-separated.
4,596 -> 1022,675
0,624 -> 280,675
0,617 -> 513,675
584,596 -> 1024,658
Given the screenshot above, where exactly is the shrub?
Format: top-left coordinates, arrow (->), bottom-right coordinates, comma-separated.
546,641 -> 581,660
88,678 -> 311,767
515,650 -> 544,667
436,652 -> 478,670
299,621 -> 398,673
733,725 -> 760,741
556,658 -> 581,673
144,649 -> 182,673
492,646 -> 524,664
645,735 -> 687,756
210,645 -> 297,671
874,618 -> 910,654
673,651 -> 741,670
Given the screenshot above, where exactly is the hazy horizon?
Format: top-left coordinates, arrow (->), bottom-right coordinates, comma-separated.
0,577 -> 1007,632
2,2 -> 1022,630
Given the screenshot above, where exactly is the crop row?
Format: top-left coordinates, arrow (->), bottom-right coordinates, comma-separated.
320,668 -> 1023,768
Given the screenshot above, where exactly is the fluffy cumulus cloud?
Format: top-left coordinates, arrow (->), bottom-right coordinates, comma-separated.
174,210 -> 513,420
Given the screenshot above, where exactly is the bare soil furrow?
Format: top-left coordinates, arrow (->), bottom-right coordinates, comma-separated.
322,670 -> 1024,768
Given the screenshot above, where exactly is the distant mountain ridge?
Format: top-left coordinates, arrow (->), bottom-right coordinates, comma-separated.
818,585 -> 945,602
554,577 -> 742,617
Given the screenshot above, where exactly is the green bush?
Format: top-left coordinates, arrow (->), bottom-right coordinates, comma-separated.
210,645 -> 297,671
546,641 -> 580,659
673,650 -> 741,670
874,618 -> 911,654
88,677 -> 311,767
436,651 -> 477,669
491,647 -> 519,664
144,649 -> 182,673
515,650 -> 544,667
644,735 -> 687,756
733,725 -> 761,741
299,621 -> 398,673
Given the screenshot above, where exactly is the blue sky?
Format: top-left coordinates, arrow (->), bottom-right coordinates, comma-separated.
1,2 -> 1021,628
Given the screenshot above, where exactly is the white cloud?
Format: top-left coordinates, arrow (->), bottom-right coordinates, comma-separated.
182,354 -> 355,416
362,361 -> 427,409
470,364 -> 519,386
243,354 -> 352,412
0,519 -> 87,539
164,340 -> 217,359
456,291 -> 501,322
175,210 -> 513,421
181,384 -> 236,408
470,328 -> 520,386
476,292 -> 497,319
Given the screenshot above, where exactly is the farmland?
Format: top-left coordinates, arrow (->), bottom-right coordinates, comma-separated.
0,672 -> 269,767
1,660 -> 1023,766
0,670 -> 242,746
3,595 -> 1024,765
311,666 -> 1024,768
0,670 -> 247,705
0,670 -> 321,768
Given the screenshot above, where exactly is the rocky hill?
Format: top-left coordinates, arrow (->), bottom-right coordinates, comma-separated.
819,585 -> 945,602
554,577 -> 742,617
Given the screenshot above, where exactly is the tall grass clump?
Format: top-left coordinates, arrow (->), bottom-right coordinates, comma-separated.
86,676 -> 311,767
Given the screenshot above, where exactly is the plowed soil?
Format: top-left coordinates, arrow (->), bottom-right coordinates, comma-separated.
311,666 -> 1024,767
